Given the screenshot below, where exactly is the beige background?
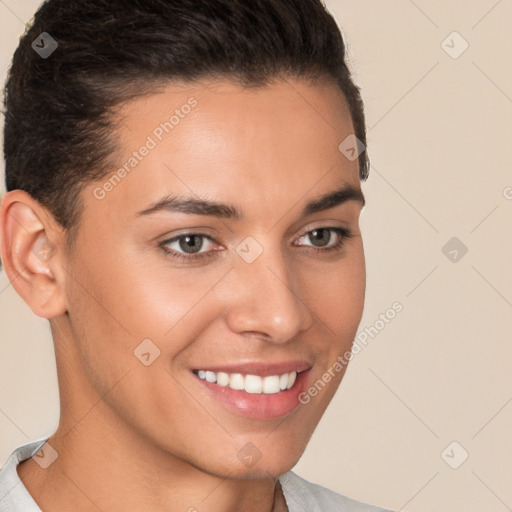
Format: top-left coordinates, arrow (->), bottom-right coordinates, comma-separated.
1,1 -> 511,511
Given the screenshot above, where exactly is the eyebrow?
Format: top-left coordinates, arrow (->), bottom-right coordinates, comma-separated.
137,183 -> 365,220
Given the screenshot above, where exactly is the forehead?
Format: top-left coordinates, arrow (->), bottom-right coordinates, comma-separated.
113,77 -> 356,161
85,78 -> 361,222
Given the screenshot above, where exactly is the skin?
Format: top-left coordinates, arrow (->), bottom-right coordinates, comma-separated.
0,77 -> 366,512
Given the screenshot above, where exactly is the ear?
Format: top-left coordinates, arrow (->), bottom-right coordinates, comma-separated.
0,190 -> 68,318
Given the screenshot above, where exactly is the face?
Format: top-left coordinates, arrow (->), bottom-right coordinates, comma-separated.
59,78 -> 366,479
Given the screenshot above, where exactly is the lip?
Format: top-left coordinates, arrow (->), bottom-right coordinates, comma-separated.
192,360 -> 311,377
191,361 -> 312,420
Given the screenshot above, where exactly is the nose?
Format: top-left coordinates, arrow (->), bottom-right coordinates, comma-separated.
224,244 -> 314,344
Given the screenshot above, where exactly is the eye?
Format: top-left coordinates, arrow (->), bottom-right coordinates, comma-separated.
294,227 -> 352,253
159,227 -> 353,262
159,233 -> 219,261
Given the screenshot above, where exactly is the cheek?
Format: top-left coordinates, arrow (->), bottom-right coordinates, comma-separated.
304,245 -> 366,336
67,237 -> 219,339
63,244 -> 231,391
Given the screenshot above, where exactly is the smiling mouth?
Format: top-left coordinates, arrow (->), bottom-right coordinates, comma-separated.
193,369 -> 299,394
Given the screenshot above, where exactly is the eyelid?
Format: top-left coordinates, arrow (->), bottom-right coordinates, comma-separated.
295,221 -> 349,238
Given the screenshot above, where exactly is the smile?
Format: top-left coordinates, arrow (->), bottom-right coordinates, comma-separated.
194,369 -> 297,394
191,361 -> 312,419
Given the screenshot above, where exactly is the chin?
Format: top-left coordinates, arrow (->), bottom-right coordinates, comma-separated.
194,440 -> 307,481
211,458 -> 299,481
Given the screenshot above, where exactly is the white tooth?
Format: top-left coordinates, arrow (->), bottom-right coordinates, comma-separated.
205,371 -> 217,383
286,371 -> 297,389
262,375 -> 281,394
229,373 -> 245,390
200,369 -> 296,393
245,374 -> 263,394
216,372 -> 229,386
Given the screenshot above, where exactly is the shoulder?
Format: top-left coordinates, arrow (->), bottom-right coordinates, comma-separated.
279,471 -> 394,512
0,439 -> 47,512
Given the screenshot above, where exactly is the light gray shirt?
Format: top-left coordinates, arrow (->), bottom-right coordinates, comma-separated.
0,439 -> 393,511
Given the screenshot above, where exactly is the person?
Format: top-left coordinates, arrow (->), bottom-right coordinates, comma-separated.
0,0 -> 394,510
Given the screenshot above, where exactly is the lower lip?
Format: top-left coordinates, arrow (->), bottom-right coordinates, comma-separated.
194,371 -> 310,419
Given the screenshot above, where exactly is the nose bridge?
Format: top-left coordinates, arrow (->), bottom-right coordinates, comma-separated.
224,239 -> 313,342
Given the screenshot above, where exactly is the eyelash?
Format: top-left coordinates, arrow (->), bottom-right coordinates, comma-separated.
159,227 -> 353,262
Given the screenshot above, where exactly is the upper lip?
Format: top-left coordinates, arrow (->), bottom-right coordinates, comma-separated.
192,360 -> 312,377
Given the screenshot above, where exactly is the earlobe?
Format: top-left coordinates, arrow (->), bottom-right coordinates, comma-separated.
0,190 -> 68,319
